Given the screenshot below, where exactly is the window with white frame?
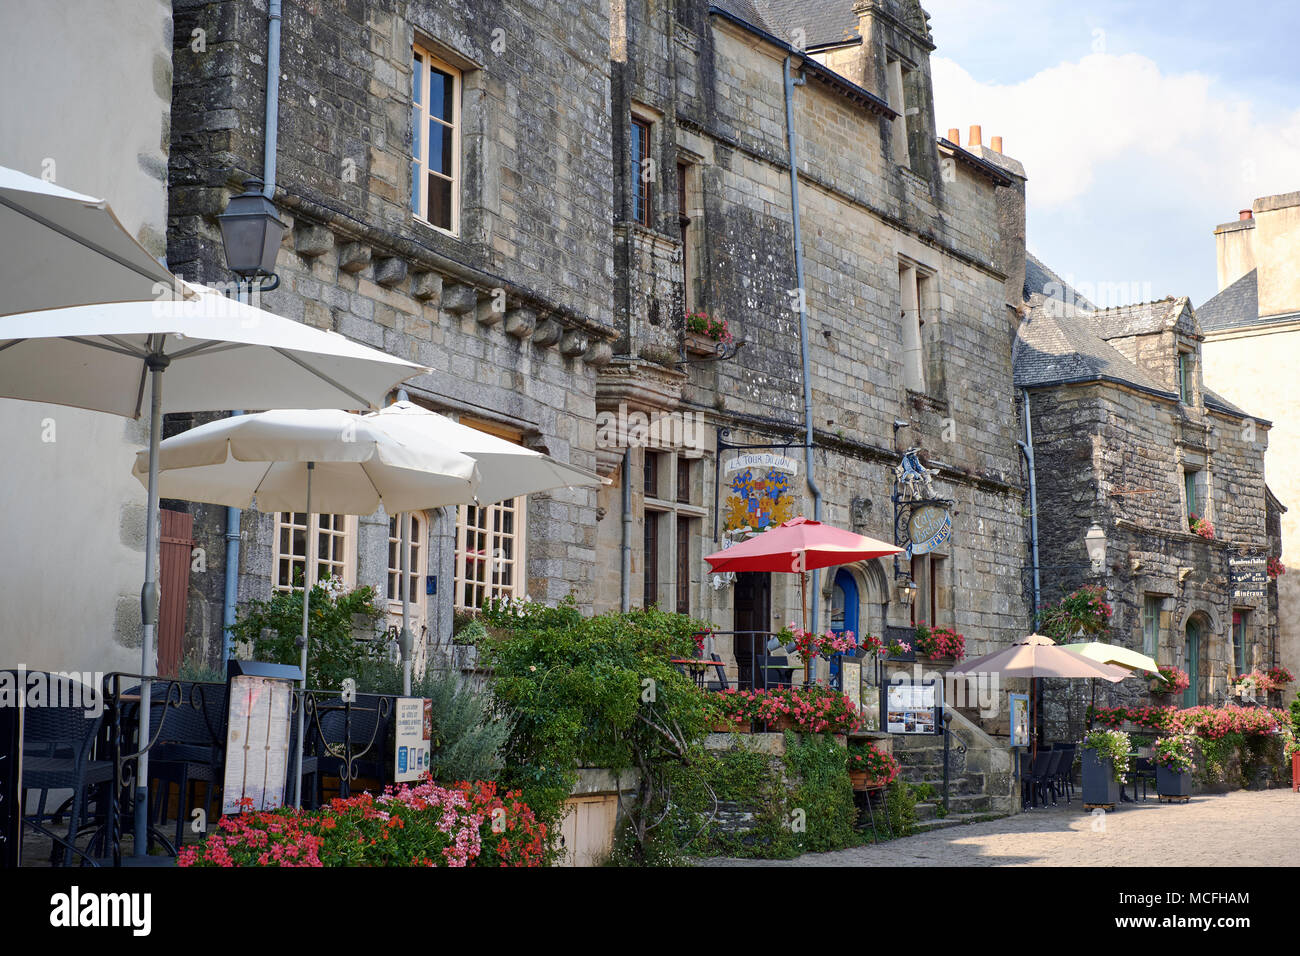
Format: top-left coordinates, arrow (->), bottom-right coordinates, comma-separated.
387,512 -> 429,634
1143,595 -> 1162,659
273,512 -> 356,592
411,43 -> 461,234
453,419 -> 527,610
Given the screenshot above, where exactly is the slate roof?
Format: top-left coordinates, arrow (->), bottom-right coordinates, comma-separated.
1023,252 -> 1097,311
759,0 -> 860,47
1088,297 -> 1196,341
709,0 -> 774,32
1013,297 -> 1175,398
1198,269 -> 1259,332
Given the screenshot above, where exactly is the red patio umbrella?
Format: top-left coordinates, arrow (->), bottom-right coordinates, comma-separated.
703,516 -> 901,640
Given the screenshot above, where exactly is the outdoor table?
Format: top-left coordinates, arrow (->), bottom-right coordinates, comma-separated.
757,662 -> 802,688
669,658 -> 717,690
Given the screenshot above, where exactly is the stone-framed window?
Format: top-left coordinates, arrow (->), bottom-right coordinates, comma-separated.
1231,610 -> 1249,676
910,552 -> 948,629
272,512 -> 357,592
641,448 -> 704,613
1142,594 -> 1162,658
898,259 -> 933,393
885,54 -> 912,169
387,512 -> 428,635
1177,349 -> 1194,405
630,114 -> 654,227
1182,459 -> 1209,528
411,43 -> 461,234
452,419 -> 527,611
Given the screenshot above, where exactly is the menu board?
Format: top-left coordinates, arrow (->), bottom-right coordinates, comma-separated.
394,697 -> 432,783
883,680 -> 942,735
1009,693 -> 1030,747
222,675 -> 293,814
841,659 -> 862,714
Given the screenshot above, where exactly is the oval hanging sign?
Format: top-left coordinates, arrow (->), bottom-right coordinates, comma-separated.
908,504 -> 951,555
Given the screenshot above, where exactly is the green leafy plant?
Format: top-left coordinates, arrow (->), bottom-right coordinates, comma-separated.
479,601 -> 712,863
783,731 -> 858,854
1082,728 -> 1131,783
1038,585 -> 1112,641
885,778 -> 917,836
230,580 -> 385,690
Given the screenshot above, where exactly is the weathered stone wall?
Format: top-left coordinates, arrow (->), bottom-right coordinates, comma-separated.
1028,381 -> 1275,741
168,0 -> 618,663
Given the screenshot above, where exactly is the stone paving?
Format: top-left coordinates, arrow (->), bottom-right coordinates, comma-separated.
695,789 -> 1300,866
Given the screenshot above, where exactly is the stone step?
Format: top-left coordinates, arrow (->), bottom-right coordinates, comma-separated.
911,811 -> 1008,835
914,801 -> 939,822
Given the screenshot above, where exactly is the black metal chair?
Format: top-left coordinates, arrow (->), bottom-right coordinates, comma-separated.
1023,750 -> 1056,808
145,682 -> 227,849
704,653 -> 730,692
1131,756 -> 1155,801
22,679 -> 114,865
1053,745 -> 1077,804
752,654 -> 794,689
310,694 -> 391,802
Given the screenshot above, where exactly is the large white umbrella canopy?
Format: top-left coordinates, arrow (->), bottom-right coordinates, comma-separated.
131,408 -> 480,513
133,407 -> 482,808
0,283 -> 427,852
364,400 -> 603,502
1062,641 -> 1160,675
0,164 -> 181,316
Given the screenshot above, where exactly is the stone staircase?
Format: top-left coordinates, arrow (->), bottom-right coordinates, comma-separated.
890,708 -> 1019,820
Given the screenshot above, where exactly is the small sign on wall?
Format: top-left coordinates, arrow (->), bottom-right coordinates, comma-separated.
1009,693 -> 1030,748
394,697 -> 432,783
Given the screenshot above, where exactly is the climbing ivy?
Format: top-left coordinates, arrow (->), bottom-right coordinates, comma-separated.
783,731 -> 858,854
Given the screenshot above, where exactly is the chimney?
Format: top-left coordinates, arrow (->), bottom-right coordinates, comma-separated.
968,125 -> 982,148
991,135 -> 1003,153
947,127 -> 960,145
1239,209 -> 1253,221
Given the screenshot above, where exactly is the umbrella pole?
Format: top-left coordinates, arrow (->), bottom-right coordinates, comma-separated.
293,461 -> 314,809
134,357 -> 166,856
800,569 -> 810,686
401,511 -> 412,696
1031,676 -> 1037,764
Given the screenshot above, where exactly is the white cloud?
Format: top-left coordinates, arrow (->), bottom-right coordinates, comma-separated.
932,53 -> 1300,209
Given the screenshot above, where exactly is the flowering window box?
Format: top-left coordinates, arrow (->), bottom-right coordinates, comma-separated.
685,331 -> 723,356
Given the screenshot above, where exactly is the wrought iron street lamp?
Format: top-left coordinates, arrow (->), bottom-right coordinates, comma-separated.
217,178 -> 286,291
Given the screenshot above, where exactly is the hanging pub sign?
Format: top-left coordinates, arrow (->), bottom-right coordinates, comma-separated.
907,504 -> 952,556
1229,553 -> 1268,601
723,452 -> 799,532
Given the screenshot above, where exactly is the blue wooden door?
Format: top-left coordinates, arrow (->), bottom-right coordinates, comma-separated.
829,569 -> 859,688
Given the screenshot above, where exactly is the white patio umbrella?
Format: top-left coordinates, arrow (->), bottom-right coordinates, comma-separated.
0,285 -> 426,851
0,164 -> 182,316
363,400 -> 605,693
133,407 -> 481,807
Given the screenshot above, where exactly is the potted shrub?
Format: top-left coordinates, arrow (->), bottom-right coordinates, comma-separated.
884,636 -> 914,662
1153,735 -> 1195,799
847,741 -> 900,790
1080,728 -> 1130,806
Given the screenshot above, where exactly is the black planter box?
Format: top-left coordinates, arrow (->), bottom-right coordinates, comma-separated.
1156,766 -> 1192,797
1081,747 -> 1121,806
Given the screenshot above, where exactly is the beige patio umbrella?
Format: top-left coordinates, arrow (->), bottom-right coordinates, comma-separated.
952,634 -> 1130,759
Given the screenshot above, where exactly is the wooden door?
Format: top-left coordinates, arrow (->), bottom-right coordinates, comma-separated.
733,572 -> 771,686
158,509 -> 193,678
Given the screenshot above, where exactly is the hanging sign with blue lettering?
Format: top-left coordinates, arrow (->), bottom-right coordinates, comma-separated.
907,503 -> 951,556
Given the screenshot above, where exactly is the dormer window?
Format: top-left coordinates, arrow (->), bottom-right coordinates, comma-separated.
1178,349 -> 1194,404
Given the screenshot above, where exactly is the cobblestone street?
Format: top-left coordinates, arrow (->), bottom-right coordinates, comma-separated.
696,790 -> 1300,866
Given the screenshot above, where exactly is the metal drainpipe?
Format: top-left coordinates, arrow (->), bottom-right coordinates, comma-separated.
621,448 -> 632,612
225,1 -> 283,663
784,55 -> 824,657
1017,388 -> 1043,746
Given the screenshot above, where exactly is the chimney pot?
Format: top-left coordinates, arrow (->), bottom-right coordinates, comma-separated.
947,128 -> 960,145
969,125 -> 982,148
1239,209 -> 1253,221
991,135 -> 1003,153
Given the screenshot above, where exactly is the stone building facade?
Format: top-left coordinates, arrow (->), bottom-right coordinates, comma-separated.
1016,283 -> 1279,740
168,0 -> 618,667
594,0 -> 1032,700
163,0 -> 1034,723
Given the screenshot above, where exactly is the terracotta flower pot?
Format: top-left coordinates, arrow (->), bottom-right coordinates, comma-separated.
765,714 -> 797,732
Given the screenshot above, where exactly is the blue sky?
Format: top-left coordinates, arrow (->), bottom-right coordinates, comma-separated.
924,0 -> 1300,308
